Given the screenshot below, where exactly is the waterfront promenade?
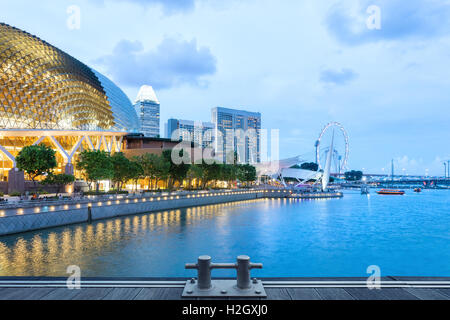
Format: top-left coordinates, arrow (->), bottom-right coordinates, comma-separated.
0,277 -> 448,300
0,189 -> 342,236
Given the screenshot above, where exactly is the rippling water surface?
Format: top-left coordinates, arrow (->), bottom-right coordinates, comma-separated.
0,190 -> 449,277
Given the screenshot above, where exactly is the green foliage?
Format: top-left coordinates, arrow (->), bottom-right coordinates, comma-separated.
345,170 -> 364,181
110,152 -> 131,189
186,165 -> 204,189
76,150 -> 113,190
42,173 -> 75,195
237,164 -> 257,185
42,173 -> 75,186
162,149 -> 190,189
128,157 -> 144,181
140,153 -> 170,190
16,145 -> 57,182
299,162 -> 319,171
9,191 -> 21,197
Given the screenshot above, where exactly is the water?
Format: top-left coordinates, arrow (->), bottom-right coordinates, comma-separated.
0,190 -> 449,277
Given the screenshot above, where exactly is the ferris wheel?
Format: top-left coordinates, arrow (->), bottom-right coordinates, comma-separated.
316,122 -> 349,174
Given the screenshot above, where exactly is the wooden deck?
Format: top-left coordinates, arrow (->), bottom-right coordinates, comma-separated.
0,277 -> 448,300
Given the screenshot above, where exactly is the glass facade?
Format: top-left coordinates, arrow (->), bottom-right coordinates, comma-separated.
212,107 -> 261,164
93,70 -> 139,133
134,86 -> 160,137
167,118 -> 214,148
0,23 -> 138,181
0,23 -> 139,132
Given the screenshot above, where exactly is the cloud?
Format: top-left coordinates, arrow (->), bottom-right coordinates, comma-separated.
92,0 -> 196,14
96,37 -> 217,90
319,68 -> 358,85
325,0 -> 450,45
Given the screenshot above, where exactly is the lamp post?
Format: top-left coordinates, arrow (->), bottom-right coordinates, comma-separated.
447,160 -> 450,179
445,162 -> 448,179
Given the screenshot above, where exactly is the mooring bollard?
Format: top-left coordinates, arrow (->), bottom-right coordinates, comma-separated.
236,255 -> 263,289
184,255 -> 265,297
87,206 -> 92,223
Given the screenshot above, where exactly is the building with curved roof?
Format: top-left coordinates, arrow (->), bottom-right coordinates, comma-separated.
0,23 -> 139,186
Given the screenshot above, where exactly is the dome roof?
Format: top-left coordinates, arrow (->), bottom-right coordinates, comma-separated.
0,23 -> 139,132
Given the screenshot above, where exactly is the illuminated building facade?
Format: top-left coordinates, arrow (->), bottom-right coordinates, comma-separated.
0,23 -> 139,191
166,118 -> 214,149
134,85 -> 160,138
211,107 -> 261,164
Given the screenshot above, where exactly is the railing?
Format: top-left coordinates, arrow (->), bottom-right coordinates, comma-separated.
0,188 -> 343,219
0,189 -> 264,218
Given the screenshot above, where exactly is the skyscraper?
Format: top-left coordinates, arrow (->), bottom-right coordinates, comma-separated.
134,85 -> 160,137
211,107 -> 261,164
167,118 -> 215,149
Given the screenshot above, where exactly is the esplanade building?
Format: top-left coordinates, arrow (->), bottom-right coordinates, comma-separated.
0,23 -> 174,189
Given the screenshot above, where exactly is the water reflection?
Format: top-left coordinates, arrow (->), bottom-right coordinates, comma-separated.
0,199 -> 264,276
2,192 -> 447,277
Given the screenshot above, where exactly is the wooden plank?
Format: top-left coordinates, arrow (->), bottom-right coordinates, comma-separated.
403,288 -> 450,300
315,288 -> 355,300
436,289 -> 450,299
265,288 -> 292,300
134,288 -> 167,300
286,288 -> 321,300
70,288 -> 114,300
345,288 -> 418,300
40,288 -> 85,300
345,288 -> 392,300
102,288 -> 143,300
0,288 -> 55,300
375,288 -> 419,300
158,288 -> 185,300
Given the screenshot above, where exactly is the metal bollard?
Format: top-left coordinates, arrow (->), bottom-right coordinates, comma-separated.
185,255 -> 263,291
236,255 -> 263,289
187,255 -> 212,290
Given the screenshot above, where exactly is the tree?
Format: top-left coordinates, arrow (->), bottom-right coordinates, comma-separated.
110,152 -> 131,190
345,170 -> 363,181
42,173 -> 75,196
200,161 -> 221,189
76,150 -> 113,191
220,164 -> 237,188
16,144 -> 57,184
300,162 -> 319,171
237,164 -> 257,186
140,153 -> 171,190
162,149 -> 190,189
186,165 -> 204,189
127,157 -> 144,191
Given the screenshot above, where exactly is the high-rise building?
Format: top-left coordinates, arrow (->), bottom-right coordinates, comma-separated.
134,86 -> 160,137
211,107 -> 261,164
167,119 -> 215,149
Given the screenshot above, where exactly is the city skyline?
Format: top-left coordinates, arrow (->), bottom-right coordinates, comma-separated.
1,0 -> 449,175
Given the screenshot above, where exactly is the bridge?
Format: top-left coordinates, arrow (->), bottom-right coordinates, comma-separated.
331,173 -> 450,187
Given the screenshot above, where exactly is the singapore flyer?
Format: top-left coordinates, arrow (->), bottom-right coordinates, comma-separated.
316,122 -> 349,174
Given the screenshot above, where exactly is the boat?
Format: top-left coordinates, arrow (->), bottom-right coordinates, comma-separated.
414,188 -> 422,193
377,189 -> 405,195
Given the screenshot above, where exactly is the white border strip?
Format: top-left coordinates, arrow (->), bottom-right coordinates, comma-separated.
0,280 -> 449,289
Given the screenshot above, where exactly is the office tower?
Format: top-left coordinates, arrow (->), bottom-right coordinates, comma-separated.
211,107 -> 261,164
167,118 -> 215,148
134,85 -> 160,137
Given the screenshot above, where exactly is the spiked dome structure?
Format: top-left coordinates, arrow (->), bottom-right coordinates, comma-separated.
0,23 -> 139,185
